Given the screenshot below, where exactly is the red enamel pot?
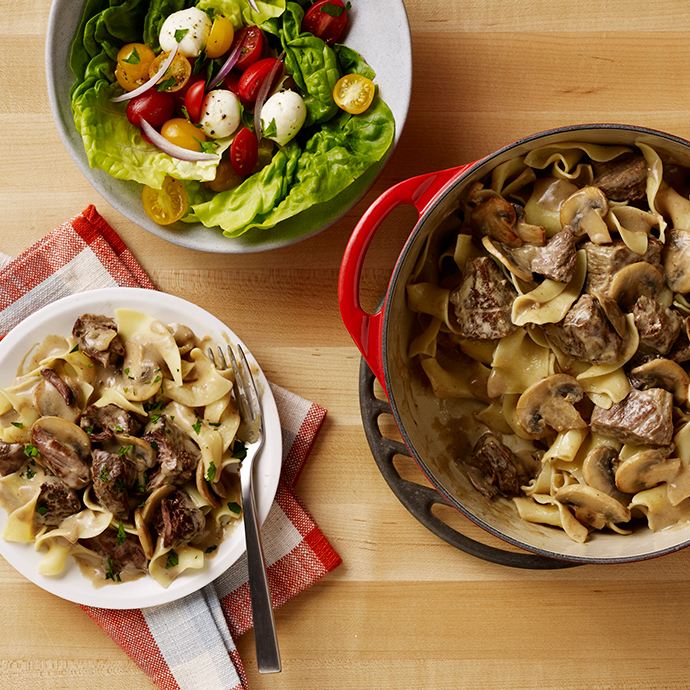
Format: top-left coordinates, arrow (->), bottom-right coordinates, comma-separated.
339,123 -> 690,564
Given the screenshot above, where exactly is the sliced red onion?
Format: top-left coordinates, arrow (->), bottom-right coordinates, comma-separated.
254,53 -> 285,141
139,119 -> 220,162
110,44 -> 179,103
248,0 -> 259,10
207,40 -> 244,91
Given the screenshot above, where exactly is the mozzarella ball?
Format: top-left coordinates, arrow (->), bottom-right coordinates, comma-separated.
198,90 -> 241,139
260,90 -> 307,146
159,8 -> 212,58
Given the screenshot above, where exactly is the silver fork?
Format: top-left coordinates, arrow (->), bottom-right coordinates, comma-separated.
209,344 -> 281,674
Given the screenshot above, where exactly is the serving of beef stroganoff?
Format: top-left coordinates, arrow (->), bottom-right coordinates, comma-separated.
0,309 -> 245,587
406,140 -> 690,543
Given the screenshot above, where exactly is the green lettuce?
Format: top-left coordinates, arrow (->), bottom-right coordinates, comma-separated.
69,0 -> 395,238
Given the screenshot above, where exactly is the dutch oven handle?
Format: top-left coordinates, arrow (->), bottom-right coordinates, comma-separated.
339,164 -> 473,386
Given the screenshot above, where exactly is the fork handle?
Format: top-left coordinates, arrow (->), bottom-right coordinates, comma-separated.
242,472 -> 282,673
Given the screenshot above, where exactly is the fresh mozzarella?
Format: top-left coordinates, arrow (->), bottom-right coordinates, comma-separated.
198,90 -> 241,139
159,8 -> 212,58
260,90 -> 307,146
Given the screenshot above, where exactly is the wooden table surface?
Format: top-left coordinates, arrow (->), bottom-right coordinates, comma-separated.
4,1 -> 690,688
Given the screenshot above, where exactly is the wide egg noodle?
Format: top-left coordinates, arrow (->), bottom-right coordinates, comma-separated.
92,387 -> 147,415
419,354 -> 489,400
606,205 -> 658,256
541,428 -> 590,466
409,316 -> 442,358
523,177 -> 579,236
630,484 -> 690,532
637,141 -> 667,242
163,348 -> 234,407
149,540 -> 205,588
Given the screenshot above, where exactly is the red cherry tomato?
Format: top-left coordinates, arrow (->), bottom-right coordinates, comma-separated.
173,74 -> 205,116
222,71 -> 253,109
126,90 -> 175,129
184,79 -> 206,123
238,58 -> 282,103
230,26 -> 265,71
302,0 -> 348,45
230,127 -> 258,177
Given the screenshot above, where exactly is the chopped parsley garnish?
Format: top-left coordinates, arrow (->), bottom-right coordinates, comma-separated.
118,444 -> 133,457
208,421 -> 221,428
262,118 -> 278,138
23,444 -> 40,458
227,501 -> 241,515
83,425 -> 93,434
166,550 -> 179,569
115,425 -> 124,432
36,505 -> 49,516
205,545 -> 218,554
25,466 -> 36,480
114,477 -> 127,491
105,557 -> 121,582
69,344 -> 79,353
11,421 -> 23,429
192,418 -> 202,435
122,46 -> 141,64
174,28 -> 189,42
99,466 -> 110,482
150,440 -> 159,452
231,441 -> 247,460
152,375 -> 161,384
205,461 -> 216,483
116,520 -> 126,546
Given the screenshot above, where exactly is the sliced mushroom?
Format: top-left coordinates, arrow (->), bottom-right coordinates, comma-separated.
582,446 -> 628,503
471,195 -> 522,247
196,460 -> 222,508
629,358 -> 689,406
592,292 -> 627,339
662,228 -> 690,294
30,417 -> 91,490
167,322 -> 199,355
481,236 -> 535,282
513,204 -> 546,246
120,341 -> 164,401
555,484 -> 631,530
608,261 -> 664,310
560,186 -> 611,244
34,370 -> 81,423
516,374 -> 587,438
135,485 -> 176,559
615,450 -> 681,493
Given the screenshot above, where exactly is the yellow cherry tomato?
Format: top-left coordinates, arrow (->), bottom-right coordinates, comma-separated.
142,176 -> 188,225
161,118 -> 206,151
117,43 -> 156,82
333,74 -> 376,115
205,16 -> 234,59
148,51 -> 192,92
204,160 -> 243,192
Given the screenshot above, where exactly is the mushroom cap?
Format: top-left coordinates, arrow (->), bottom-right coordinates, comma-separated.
471,195 -> 522,247
608,261 -> 664,310
615,449 -> 682,493
582,445 -> 629,504
515,374 -> 587,438
560,186 -> 611,245
555,483 -> 631,529
662,228 -> 690,294
196,460 -> 222,509
630,358 -> 689,406
481,235 -> 535,282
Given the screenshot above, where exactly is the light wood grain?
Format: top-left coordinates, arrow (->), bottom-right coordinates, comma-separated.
3,1 -> 690,688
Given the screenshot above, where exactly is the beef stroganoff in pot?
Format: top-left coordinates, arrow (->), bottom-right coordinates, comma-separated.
406,140 -> 690,543
0,309 -> 246,587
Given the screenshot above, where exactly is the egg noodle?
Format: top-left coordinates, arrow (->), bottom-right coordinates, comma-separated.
406,140 -> 690,543
0,309 -> 244,587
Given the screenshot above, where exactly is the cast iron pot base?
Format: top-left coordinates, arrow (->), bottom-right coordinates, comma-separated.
359,358 -> 580,570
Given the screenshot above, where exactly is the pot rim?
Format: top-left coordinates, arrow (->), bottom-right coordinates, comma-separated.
380,122 -> 690,564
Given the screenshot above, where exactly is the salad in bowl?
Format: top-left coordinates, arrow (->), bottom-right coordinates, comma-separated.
67,0 -> 397,242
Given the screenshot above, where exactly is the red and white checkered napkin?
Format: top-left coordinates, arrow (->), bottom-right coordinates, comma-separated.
0,205 -> 342,689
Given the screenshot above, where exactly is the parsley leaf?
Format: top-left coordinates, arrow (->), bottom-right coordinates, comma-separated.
205,545 -> 218,554
231,441 -> 247,460
262,118 -> 278,138
116,521 -> 126,546
23,444 -> 40,458
36,505 -> 49,516
11,422 -> 23,429
122,46 -> 141,64
192,418 -> 202,435
205,461 -> 216,483
166,550 -> 179,569
174,28 -> 189,42
227,501 -> 241,515
105,557 -> 122,582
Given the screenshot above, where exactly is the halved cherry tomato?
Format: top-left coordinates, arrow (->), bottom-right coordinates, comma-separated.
184,79 -> 206,123
222,71 -> 253,109
205,159 -> 243,192
230,26 -> 265,71
148,51 -> 192,93
161,118 -> 206,151
238,58 -> 282,102
302,0 -> 348,46
126,90 -> 176,129
206,15 -> 234,59
230,127 -> 258,176
333,73 -> 375,114
142,176 -> 187,225
116,43 -> 156,85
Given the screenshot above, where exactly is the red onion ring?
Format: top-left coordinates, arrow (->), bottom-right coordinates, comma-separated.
139,119 -> 220,162
207,40 -> 244,91
248,0 -> 259,10
110,44 -> 180,103
254,53 -> 285,141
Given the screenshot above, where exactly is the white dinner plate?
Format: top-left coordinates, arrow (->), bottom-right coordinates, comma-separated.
0,287 -> 282,608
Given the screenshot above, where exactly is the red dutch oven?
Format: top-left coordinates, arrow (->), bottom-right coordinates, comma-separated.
339,123 -> 690,564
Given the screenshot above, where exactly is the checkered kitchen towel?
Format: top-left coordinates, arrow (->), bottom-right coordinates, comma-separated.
0,205 -> 342,689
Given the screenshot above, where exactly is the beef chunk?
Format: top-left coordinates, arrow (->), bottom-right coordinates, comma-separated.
30,425 -> 90,490
35,478 -> 82,527
0,440 -> 26,476
143,415 -> 201,490
592,153 -> 648,202
40,368 -> 75,406
72,314 -> 125,368
464,434 -> 524,498
584,238 -> 662,296
633,295 -> 683,355
543,294 -> 624,364
153,489 -> 206,548
590,388 -> 674,446
81,531 -> 148,575
80,404 -> 141,442
670,318 -> 690,363
449,256 -> 517,340
92,449 -> 134,517
530,227 -> 578,283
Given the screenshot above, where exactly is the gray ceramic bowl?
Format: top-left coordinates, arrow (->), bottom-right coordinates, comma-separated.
46,0 -> 412,253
